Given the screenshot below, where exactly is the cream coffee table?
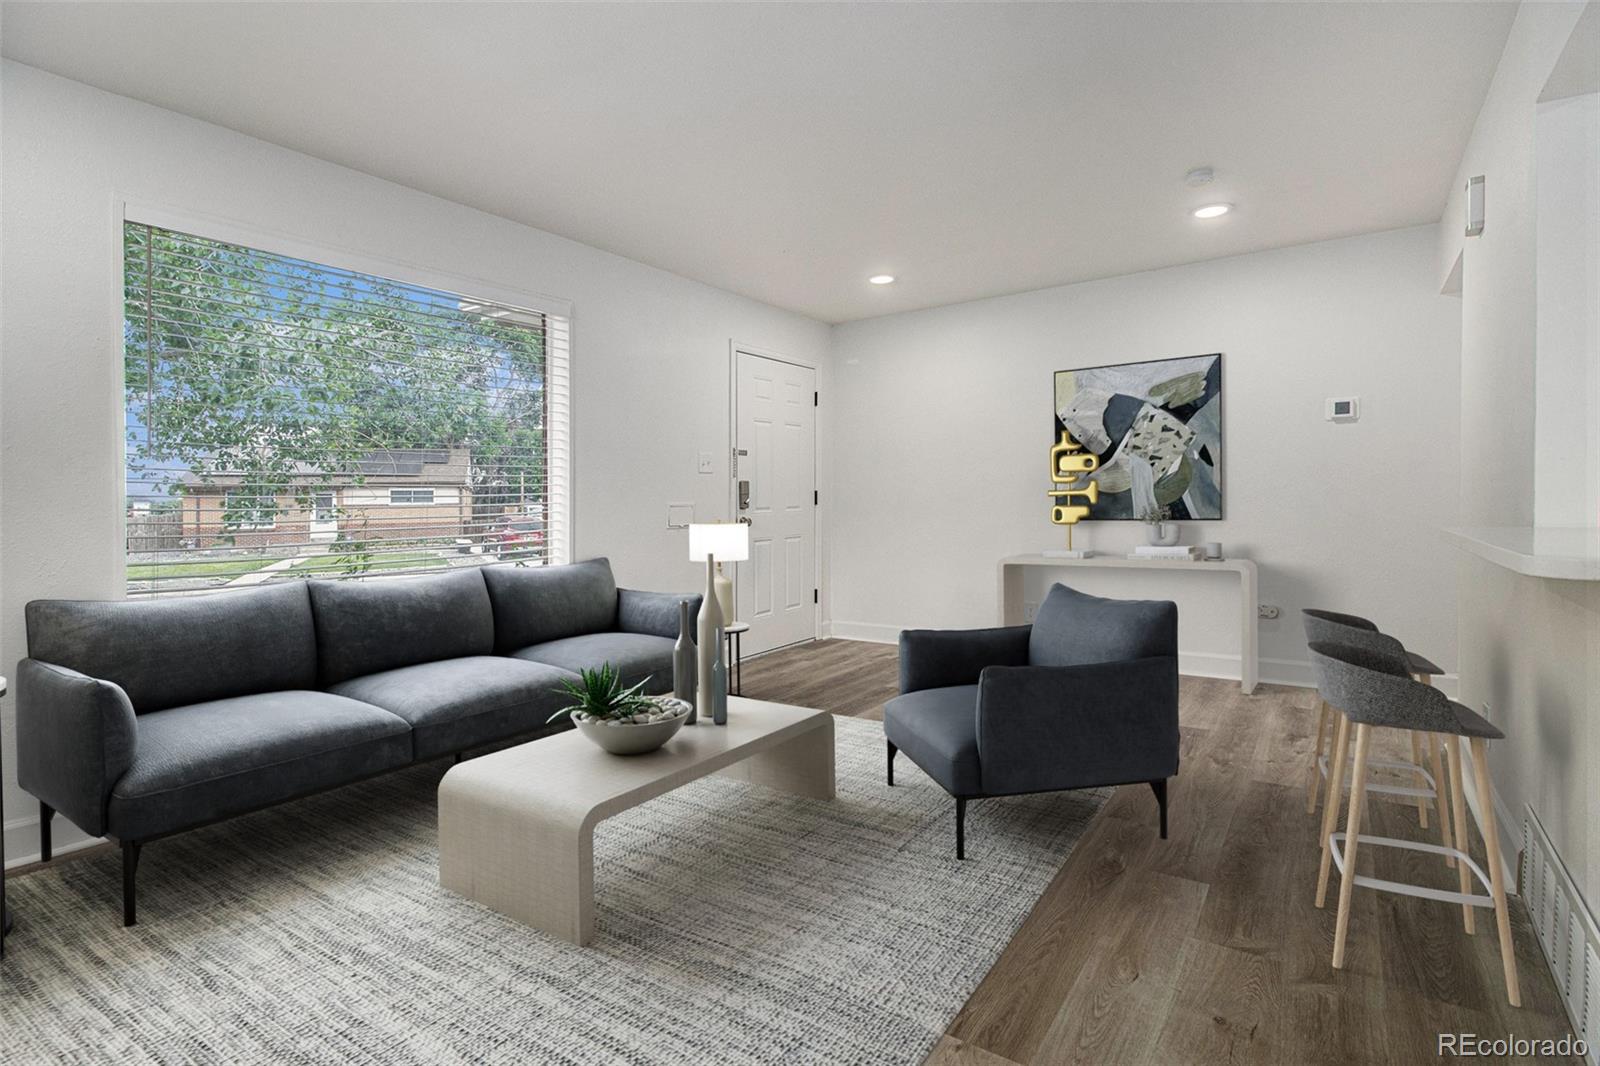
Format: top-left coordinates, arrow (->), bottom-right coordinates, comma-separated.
438,696 -> 834,945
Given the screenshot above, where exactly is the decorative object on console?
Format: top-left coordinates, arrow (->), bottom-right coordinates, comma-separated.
1130,545 -> 1202,560
711,631 -> 729,726
1201,541 -> 1223,560
1045,428 -> 1098,557
1137,505 -> 1182,546
689,523 -> 748,722
673,600 -> 697,723
1053,353 -> 1222,520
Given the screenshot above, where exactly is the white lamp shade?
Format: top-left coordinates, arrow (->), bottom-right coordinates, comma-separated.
689,522 -> 749,562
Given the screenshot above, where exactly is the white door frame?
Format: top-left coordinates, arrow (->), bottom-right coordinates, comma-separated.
728,341 -> 821,647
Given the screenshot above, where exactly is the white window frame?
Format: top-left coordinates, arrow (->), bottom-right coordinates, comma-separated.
388,488 -> 437,507
113,197 -> 576,591
222,491 -> 278,531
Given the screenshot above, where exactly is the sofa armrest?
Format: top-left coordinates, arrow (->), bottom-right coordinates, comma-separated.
975,656 -> 1178,796
617,588 -> 703,639
15,658 -> 138,837
898,625 -> 1032,694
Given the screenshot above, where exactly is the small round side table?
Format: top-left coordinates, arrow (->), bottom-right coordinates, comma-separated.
722,623 -> 750,696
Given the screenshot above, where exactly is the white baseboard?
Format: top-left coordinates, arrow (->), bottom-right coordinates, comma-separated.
824,620 -> 1458,696
1522,806 -> 1600,1065
4,812 -> 105,870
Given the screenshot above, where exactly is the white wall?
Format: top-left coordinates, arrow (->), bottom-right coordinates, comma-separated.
0,61 -> 833,862
1436,1 -> 1598,906
828,225 -> 1462,687
1533,92 -> 1599,527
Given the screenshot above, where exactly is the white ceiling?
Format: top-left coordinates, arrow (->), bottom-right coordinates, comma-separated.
1,2 -> 1516,323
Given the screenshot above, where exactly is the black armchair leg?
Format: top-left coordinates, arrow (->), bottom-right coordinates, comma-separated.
122,840 -> 142,927
39,802 -> 54,862
956,797 -> 967,860
887,741 -> 897,786
1150,779 -> 1169,839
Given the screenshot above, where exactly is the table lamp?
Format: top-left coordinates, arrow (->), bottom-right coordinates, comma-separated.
688,522 -> 749,719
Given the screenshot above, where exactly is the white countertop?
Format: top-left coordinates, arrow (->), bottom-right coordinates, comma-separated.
1443,527 -> 1600,581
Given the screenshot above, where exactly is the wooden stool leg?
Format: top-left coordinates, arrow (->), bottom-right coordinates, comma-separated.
1410,730 -> 1429,828
1429,734 -> 1454,868
1307,699 -> 1330,814
1470,737 -> 1521,1007
1332,723 -> 1373,969
1447,736 -> 1475,934
1316,712 -> 1352,908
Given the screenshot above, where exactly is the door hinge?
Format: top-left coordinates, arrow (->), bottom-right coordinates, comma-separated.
813,391 -> 818,407
813,489 -> 818,505
813,588 -> 819,604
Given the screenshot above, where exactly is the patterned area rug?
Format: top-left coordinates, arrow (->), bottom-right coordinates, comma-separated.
1,716 -> 1105,1065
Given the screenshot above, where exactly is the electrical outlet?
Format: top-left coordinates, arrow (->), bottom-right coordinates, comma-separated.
1258,604 -> 1281,620
1024,601 -> 1038,622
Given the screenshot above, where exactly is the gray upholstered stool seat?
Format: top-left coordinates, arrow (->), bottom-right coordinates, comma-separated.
1307,640 -> 1520,1007
1300,609 -> 1449,842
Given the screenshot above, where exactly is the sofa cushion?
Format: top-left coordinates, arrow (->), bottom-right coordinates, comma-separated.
883,685 -> 981,796
1028,584 -> 1177,668
106,691 -> 412,840
308,569 -> 495,686
329,656 -> 578,760
482,558 -> 619,652
511,632 -> 677,694
26,583 -> 318,714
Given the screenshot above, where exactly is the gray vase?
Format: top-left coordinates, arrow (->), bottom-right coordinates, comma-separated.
711,627 -> 729,726
673,600 -> 697,724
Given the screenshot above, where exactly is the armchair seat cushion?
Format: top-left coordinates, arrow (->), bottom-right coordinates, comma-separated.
107,691 -> 411,840
510,632 -> 677,694
883,685 -> 980,796
329,656 -> 577,760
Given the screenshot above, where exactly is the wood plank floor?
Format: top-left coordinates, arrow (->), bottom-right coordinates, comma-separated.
742,639 -> 1581,1066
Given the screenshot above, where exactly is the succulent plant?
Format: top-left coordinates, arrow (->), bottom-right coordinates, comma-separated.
547,663 -> 657,724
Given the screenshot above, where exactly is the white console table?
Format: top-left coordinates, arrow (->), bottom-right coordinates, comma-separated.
997,554 -> 1260,694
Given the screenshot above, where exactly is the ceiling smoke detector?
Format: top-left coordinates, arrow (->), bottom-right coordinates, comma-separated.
1184,166 -> 1215,187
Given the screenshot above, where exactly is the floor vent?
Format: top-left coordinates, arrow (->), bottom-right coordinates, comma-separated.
1522,805 -> 1599,1066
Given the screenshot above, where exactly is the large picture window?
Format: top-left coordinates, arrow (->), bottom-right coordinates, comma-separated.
124,222 -> 569,595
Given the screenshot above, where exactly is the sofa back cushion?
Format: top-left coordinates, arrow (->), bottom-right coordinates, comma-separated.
481,558 -> 619,652
26,582 -> 318,713
308,568 -> 495,685
1028,583 -> 1177,668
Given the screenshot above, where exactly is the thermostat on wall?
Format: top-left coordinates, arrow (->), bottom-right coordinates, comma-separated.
1325,397 -> 1360,423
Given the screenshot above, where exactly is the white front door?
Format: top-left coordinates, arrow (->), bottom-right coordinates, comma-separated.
309,491 -> 338,541
734,351 -> 817,655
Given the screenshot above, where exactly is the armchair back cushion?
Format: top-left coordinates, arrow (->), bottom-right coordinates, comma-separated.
482,557 -> 619,652
308,568 -> 495,685
26,582 -> 318,713
1028,583 -> 1177,668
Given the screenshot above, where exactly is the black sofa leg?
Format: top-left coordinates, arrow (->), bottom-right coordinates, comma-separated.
122,840 -> 141,927
39,802 -> 54,862
1150,779 -> 1169,839
955,797 -> 967,860
887,741 -> 897,786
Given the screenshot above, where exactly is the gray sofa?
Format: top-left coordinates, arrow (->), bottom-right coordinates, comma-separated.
884,583 -> 1179,858
15,558 -> 698,926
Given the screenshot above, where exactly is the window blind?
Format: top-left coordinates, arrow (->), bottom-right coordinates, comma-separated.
124,221 -> 570,596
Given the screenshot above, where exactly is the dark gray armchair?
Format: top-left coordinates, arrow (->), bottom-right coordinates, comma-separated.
884,583 -> 1179,858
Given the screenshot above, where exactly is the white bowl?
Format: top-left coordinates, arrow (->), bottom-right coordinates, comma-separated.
572,697 -> 692,755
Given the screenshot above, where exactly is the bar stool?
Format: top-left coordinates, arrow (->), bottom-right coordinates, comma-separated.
1308,640 -> 1520,1006
1301,611 -> 1452,864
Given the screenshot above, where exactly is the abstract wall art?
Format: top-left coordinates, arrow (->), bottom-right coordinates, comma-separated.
1052,353 -> 1222,520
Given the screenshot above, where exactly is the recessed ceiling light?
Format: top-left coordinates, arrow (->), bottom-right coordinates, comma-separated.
868,274 -> 896,285
1192,203 -> 1232,219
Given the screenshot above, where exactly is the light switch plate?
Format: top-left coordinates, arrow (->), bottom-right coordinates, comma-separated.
697,451 -> 715,474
